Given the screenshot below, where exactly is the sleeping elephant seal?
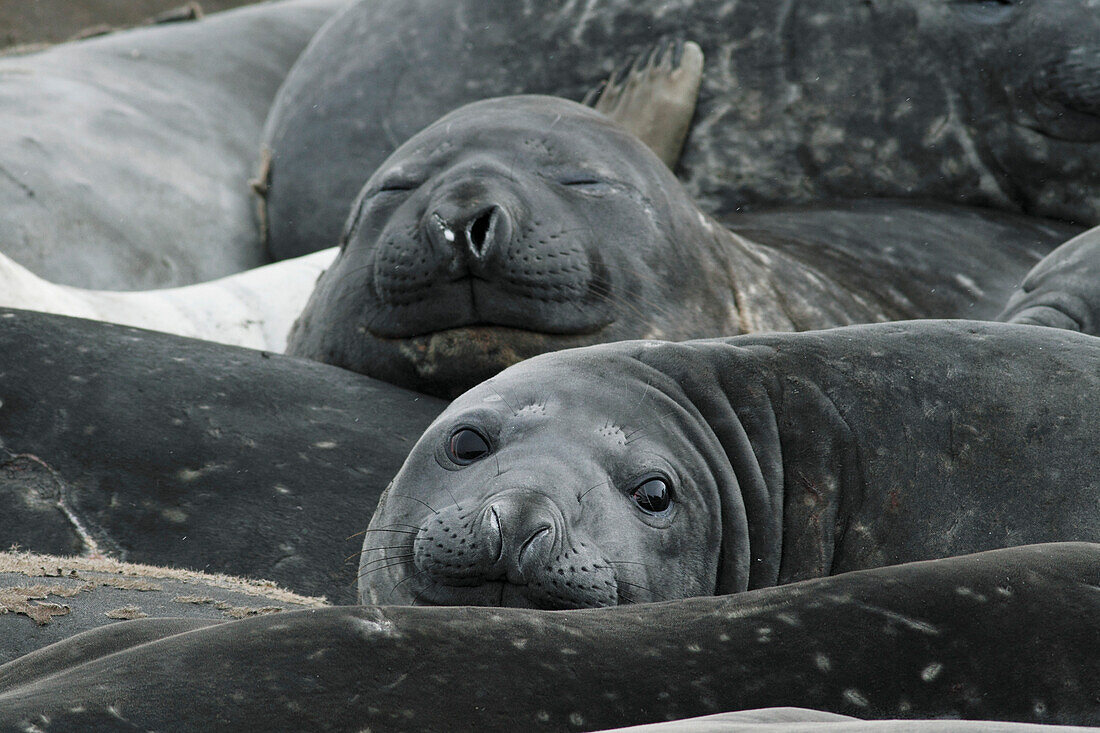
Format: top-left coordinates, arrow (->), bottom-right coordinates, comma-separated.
0,0 -> 344,289
261,0 -> 1100,261
360,320 -> 1100,608
287,95 -> 1076,397
2,544 -> 1098,728
999,225 -> 1100,335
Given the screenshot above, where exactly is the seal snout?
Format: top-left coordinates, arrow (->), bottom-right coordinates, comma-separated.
427,182 -> 514,265
410,488 -> 618,609
480,493 -> 558,582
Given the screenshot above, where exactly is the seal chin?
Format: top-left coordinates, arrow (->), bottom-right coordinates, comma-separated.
410,580 -> 619,610
384,324 -> 613,397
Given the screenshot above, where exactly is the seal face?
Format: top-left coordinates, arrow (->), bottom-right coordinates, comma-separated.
363,321 -> 1100,609
287,95 -> 740,397
359,352 -> 730,609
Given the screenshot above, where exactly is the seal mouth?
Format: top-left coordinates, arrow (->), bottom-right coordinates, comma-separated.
366,275 -> 616,339
410,580 -> 542,609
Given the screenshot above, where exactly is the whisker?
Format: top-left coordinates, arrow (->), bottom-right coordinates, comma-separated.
356,557 -> 416,581
358,553 -> 415,570
617,579 -> 672,602
390,493 -> 438,514
349,543 -> 418,563
389,568 -> 429,601
578,480 -> 609,503
346,524 -> 421,541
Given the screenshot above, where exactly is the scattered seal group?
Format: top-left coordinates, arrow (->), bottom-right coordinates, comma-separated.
0,0 -> 1099,730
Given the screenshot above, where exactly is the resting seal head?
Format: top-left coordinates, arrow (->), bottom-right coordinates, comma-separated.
359,341 -> 756,609
287,95 -> 740,397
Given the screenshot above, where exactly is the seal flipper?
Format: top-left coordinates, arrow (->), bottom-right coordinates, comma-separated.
998,225 -> 1100,335
583,39 -> 704,171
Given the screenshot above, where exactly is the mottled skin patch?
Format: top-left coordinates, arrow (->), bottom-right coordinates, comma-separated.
1,545 -> 1097,729
288,96 -> 1074,397
363,321 -> 1100,607
264,0 -> 1100,265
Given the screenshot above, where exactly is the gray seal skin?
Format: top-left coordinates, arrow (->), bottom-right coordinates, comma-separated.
286,95 -> 1077,398
360,320 -> 1100,609
0,309 -> 445,604
261,0 -> 1100,261
1,544 -> 1097,729
999,225 -> 1100,335
0,0 -> 344,289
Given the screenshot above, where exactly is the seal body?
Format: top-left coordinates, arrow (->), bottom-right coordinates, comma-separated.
999,225 -> 1100,336
286,96 -> 1076,397
0,309 -> 445,603
262,0 -> 1100,260
361,320 -> 1100,608
2,545 -> 1097,728
0,0 -> 343,289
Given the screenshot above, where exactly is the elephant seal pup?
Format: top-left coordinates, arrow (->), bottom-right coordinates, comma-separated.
0,247 -> 336,351
0,551 -> 325,663
360,320 -> 1100,608
2,545 -> 1098,729
999,225 -> 1100,336
261,0 -> 1100,260
286,94 -> 1075,397
0,309 -> 445,603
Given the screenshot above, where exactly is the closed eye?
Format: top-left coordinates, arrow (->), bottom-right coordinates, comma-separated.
557,177 -> 614,194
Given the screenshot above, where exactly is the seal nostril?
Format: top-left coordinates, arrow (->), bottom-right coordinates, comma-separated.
518,525 -> 551,566
466,208 -> 496,256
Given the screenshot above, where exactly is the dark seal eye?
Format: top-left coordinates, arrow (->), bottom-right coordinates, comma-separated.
448,428 -> 491,465
631,477 -> 671,514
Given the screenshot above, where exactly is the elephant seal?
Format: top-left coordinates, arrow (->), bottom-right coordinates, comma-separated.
0,247 -> 336,351
286,94 -> 1076,397
1,544 -> 1097,729
0,551 -> 325,663
360,320 -> 1100,608
261,0 -> 1100,261
0,309 -> 445,603
0,0 -> 344,289
999,225 -> 1100,336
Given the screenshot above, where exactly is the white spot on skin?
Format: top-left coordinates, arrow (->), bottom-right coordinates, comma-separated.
483,394 -> 502,403
354,616 -> 397,638
512,638 -> 528,650
921,662 -> 943,682
161,507 -> 187,524
443,229 -> 456,243
275,484 -> 291,495
955,586 -> 988,602
954,273 -> 984,296
569,713 -> 585,726
815,653 -> 832,672
536,711 -> 550,723
313,441 -> 338,450
777,612 -> 800,627
686,643 -> 701,653
843,689 -> 870,707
